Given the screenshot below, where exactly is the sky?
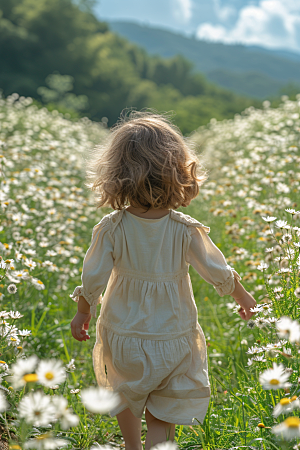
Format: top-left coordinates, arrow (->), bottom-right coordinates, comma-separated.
94,0 -> 300,53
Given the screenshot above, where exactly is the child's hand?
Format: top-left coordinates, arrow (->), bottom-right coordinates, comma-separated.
71,311 -> 91,341
235,292 -> 257,321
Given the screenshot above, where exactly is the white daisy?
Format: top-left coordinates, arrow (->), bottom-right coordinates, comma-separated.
9,355 -> 39,389
81,387 -> 120,414
262,216 -> 277,222
150,443 -> 179,450
253,355 -> 267,362
51,395 -> 79,430
246,346 -> 264,355
271,416 -> 300,440
257,262 -> 269,271
31,278 -> 45,290
9,311 -> 24,319
18,329 -> 31,337
273,396 -> 300,418
70,389 -> 80,394
24,433 -> 69,449
36,359 -> 66,388
0,391 -> 8,412
7,284 -> 17,294
90,446 -> 115,450
259,362 -> 292,390
18,391 -> 57,427
275,220 -> 288,229
276,316 -> 300,343
65,358 -> 76,372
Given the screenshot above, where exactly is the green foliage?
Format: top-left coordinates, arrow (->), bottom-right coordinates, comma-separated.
110,21 -> 300,100
0,0 -> 260,134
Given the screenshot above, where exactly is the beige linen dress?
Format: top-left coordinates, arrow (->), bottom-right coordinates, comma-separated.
71,208 -> 241,425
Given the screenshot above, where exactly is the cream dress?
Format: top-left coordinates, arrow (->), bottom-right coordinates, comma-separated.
71,208 -> 241,425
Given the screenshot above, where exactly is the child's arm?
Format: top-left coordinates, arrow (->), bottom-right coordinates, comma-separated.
229,278 -> 257,320
71,296 -> 91,342
70,218 -> 114,341
186,226 -> 257,320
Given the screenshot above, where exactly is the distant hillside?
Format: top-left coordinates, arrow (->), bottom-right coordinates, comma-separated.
109,21 -> 300,99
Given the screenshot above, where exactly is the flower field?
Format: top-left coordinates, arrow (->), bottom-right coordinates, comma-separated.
0,92 -> 300,449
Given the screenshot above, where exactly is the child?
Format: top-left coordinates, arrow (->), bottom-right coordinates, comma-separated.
70,112 -> 257,449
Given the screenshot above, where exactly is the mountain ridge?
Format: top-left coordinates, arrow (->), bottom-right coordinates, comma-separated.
109,20 -> 300,99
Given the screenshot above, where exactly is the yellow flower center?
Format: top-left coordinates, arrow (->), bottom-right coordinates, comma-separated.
284,417 -> 300,428
22,373 -> 38,383
291,396 -> 298,402
37,280 -> 43,285
9,446 -> 22,449
0,361 -> 6,364
269,379 -> 280,385
257,423 -> 265,428
45,371 -> 54,380
36,433 -> 51,440
280,398 -> 291,405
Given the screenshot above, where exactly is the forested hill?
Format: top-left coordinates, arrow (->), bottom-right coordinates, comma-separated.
109,21 -> 300,100
0,0 -> 261,134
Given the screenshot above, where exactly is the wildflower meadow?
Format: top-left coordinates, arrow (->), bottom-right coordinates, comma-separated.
0,92 -> 300,449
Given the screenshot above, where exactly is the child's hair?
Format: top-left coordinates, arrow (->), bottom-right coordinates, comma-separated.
85,110 -> 208,210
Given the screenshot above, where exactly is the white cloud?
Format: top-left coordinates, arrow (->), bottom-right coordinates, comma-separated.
196,0 -> 300,52
173,0 -> 193,23
213,0 -> 236,22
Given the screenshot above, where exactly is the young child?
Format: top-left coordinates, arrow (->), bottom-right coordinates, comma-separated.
70,112 -> 257,449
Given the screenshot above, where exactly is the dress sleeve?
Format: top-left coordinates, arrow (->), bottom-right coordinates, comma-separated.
186,226 -> 241,297
70,219 -> 114,318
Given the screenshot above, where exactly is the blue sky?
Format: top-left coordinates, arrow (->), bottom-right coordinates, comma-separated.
94,0 -> 300,53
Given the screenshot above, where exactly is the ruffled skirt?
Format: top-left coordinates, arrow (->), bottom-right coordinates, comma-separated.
92,319 -> 211,425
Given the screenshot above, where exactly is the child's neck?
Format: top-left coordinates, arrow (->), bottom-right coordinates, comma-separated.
126,205 -> 170,219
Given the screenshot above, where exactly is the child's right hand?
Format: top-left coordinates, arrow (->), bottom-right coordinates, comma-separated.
71,311 -> 91,341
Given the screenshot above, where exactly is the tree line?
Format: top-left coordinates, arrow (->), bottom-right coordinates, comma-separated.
0,0 -> 261,134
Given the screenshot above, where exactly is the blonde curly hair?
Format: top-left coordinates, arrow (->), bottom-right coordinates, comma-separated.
84,110 -> 208,211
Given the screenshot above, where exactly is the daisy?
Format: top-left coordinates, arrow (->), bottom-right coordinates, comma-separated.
18,391 -> 57,427
51,395 -> 79,430
7,284 -> 17,294
257,262 -> 269,271
285,209 -> 297,215
246,346 -> 264,355
9,311 -> 24,319
36,360 -> 66,388
70,389 -> 80,394
262,216 -> 277,222
18,329 -> 31,337
273,396 -> 300,418
81,387 -> 120,414
31,278 -> 45,290
253,355 -> 267,362
276,317 -> 294,339
24,433 -> 69,449
9,355 -> 39,389
90,446 -> 115,450
150,443 -> 178,450
24,259 -> 37,271
0,311 -> 10,319
294,288 -> 300,299
259,362 -> 292,390
0,391 -> 8,412
275,220 -> 288,229
255,317 -> 268,329
65,359 -> 76,372
271,416 -> 300,440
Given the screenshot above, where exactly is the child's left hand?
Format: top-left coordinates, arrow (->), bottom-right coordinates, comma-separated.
71,311 -> 91,341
